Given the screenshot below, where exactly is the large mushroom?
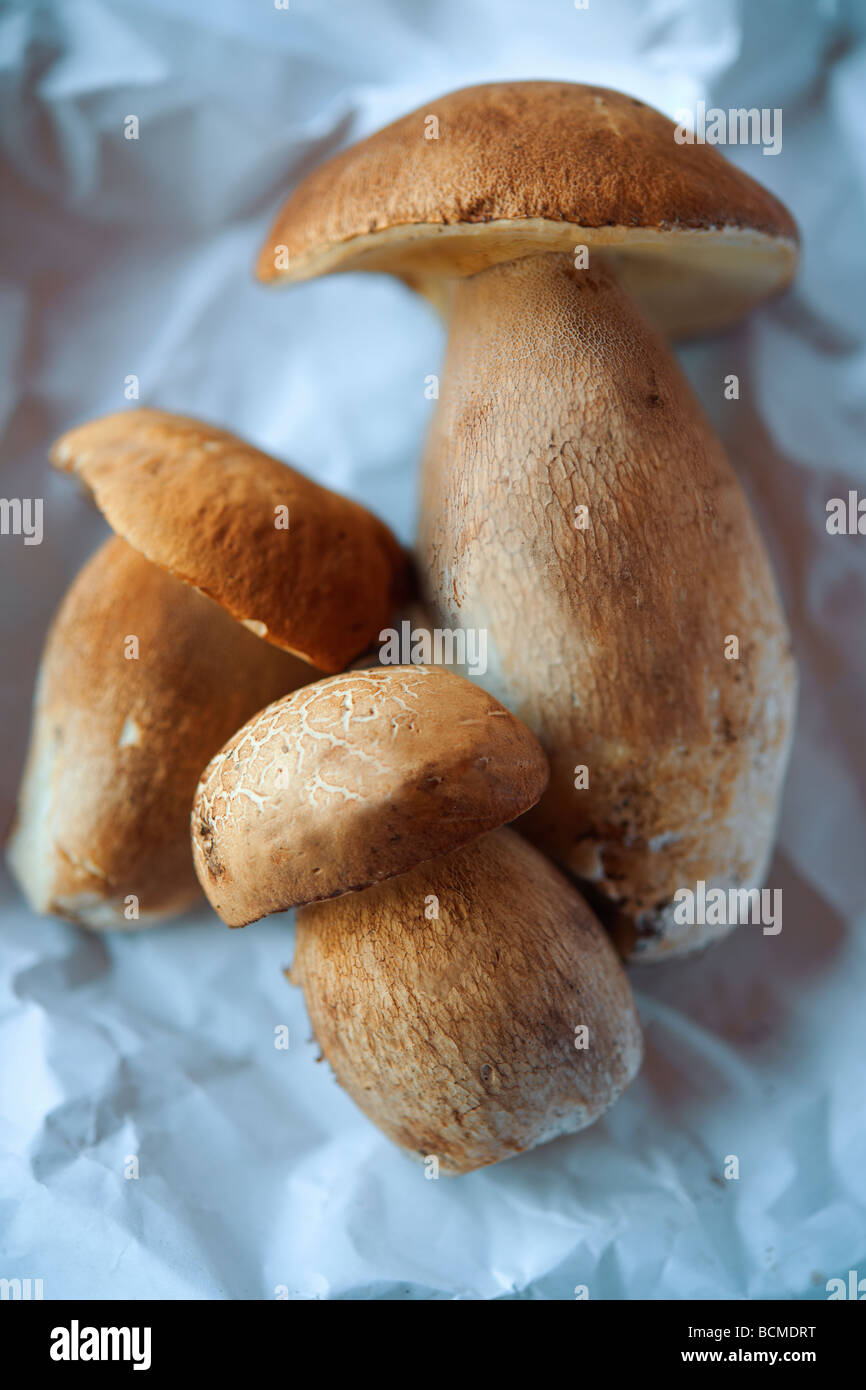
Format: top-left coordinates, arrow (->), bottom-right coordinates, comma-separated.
256,81 -> 799,960
7,411 -> 406,926
191,666 -> 643,1173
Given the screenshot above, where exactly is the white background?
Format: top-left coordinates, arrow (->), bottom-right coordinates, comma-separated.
0,0 -> 864,1299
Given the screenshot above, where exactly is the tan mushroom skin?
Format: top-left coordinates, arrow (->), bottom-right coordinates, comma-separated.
7,538 -> 312,927
293,827 -> 644,1175
192,665 -> 548,925
419,256 -> 797,957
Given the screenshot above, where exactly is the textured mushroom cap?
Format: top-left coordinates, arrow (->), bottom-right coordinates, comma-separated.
51,409 -> 407,673
192,665 -> 549,925
292,827 -> 644,1175
6,538 -> 314,929
257,81 -> 798,335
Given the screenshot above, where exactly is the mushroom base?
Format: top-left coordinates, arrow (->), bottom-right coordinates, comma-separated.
292,827 -> 643,1175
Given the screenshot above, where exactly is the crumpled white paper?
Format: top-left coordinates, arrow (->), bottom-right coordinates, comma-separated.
1,0 -> 864,1300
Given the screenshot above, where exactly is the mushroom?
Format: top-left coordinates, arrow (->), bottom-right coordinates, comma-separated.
7,538 -> 312,927
256,81 -> 799,960
191,666 -> 643,1173
8,412 -> 407,926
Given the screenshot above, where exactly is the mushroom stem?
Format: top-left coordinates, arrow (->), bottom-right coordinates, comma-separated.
293,826 -> 643,1174
418,253 -> 796,958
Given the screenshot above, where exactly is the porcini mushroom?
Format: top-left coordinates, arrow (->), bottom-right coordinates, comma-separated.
191,665 -> 643,1173
256,81 -> 799,960
7,538 -> 312,927
9,411 -> 407,927
52,408 -> 407,672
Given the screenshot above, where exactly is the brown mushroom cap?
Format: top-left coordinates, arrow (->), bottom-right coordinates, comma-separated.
191,665 -> 549,926
292,826 -> 643,1175
6,538 -> 313,928
257,80 -> 798,336
51,409 -> 407,673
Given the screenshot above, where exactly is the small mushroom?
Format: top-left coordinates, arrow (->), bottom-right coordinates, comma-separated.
7,538 -> 312,927
192,666 -> 643,1173
257,81 -> 799,960
10,412 -> 406,927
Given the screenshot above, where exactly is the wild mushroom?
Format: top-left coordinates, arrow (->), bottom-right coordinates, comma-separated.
191,666 -> 643,1173
7,539 -> 311,927
256,81 -> 799,960
8,412 -> 407,926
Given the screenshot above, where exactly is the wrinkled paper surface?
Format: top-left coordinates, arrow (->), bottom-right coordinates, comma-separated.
0,0 -> 864,1299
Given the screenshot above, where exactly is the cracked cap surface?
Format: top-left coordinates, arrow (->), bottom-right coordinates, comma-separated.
192,665 -> 549,925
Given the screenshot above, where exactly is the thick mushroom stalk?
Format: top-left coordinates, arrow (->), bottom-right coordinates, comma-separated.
418,254 -> 797,958
7,538 -> 312,928
293,827 -> 643,1175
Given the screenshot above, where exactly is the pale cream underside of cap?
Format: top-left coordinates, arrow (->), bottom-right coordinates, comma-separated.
265,219 -> 798,337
